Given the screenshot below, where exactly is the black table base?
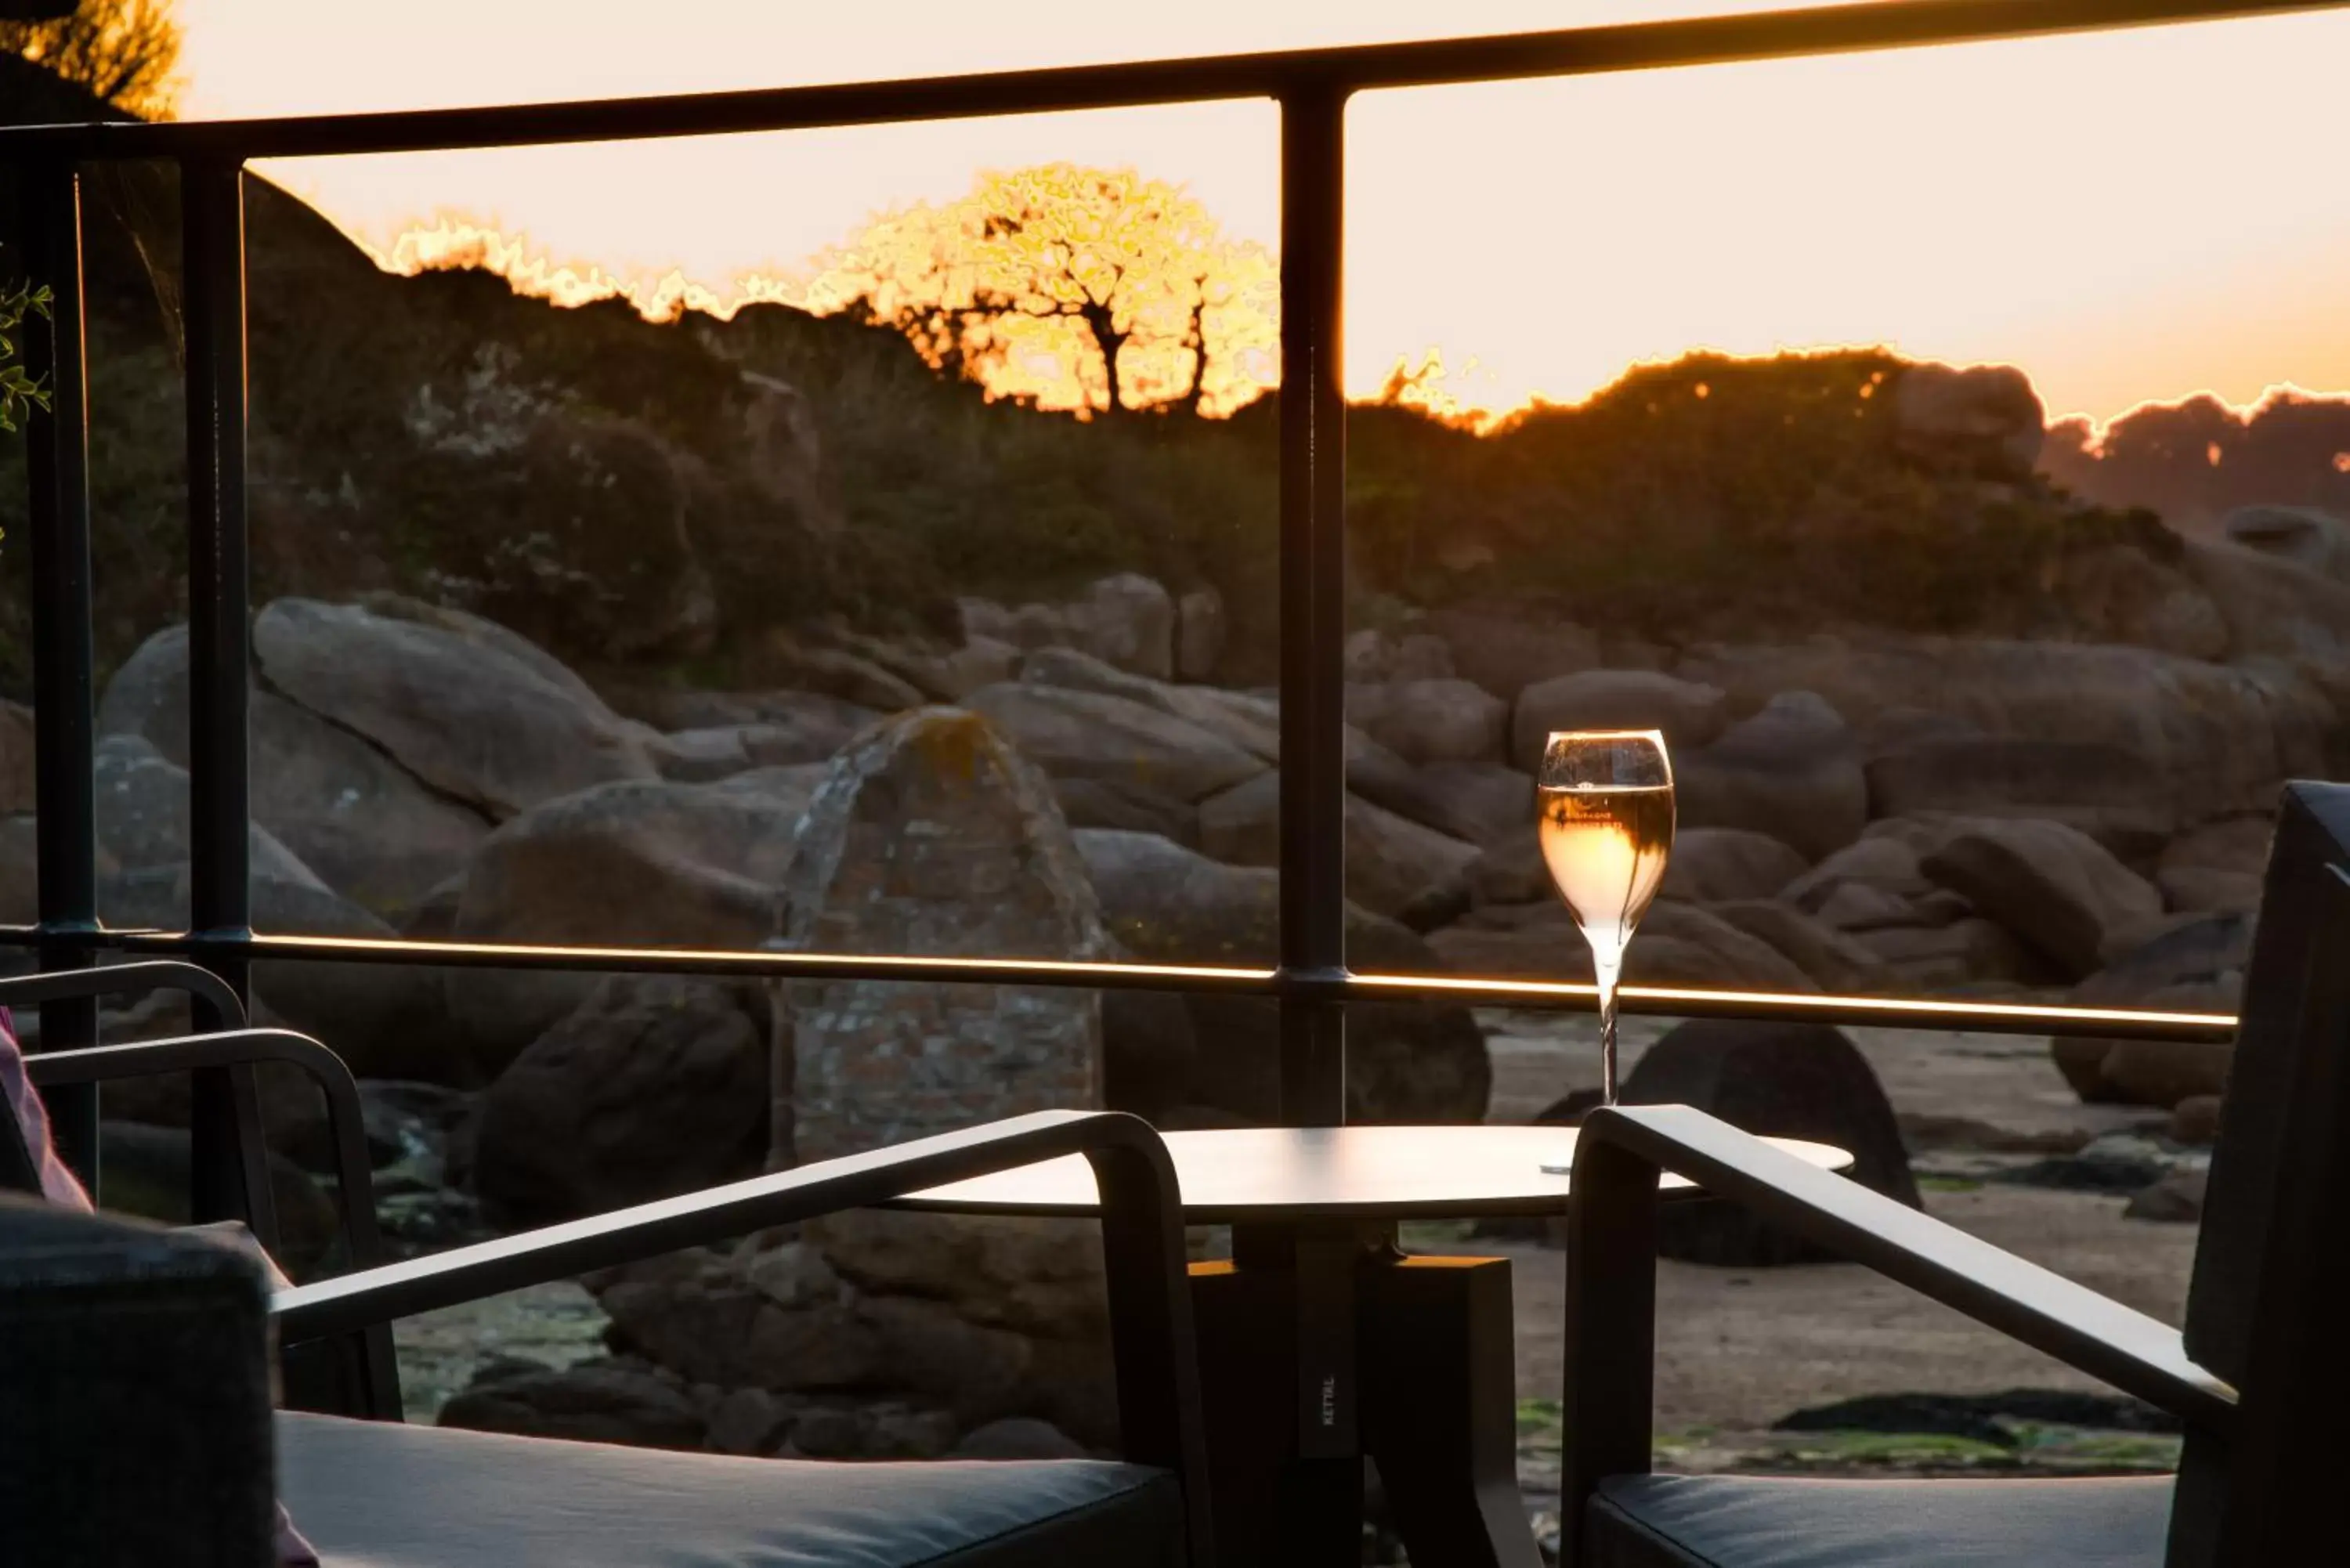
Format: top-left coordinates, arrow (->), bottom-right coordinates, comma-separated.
1191,1221 -> 1540,1567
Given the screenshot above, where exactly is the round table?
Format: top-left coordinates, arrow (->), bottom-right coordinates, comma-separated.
901,1123 -> 1850,1220
899,1125 -> 1853,1568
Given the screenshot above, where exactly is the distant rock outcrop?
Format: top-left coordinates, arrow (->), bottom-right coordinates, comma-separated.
1891,362 -> 2044,479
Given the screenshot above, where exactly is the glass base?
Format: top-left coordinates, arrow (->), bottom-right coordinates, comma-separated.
1538,1160 -> 1574,1175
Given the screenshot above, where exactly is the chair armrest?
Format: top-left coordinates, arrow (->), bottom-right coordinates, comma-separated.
0,960 -> 248,1028
30,1029 -> 385,1272
1562,1104 -> 2235,1519
5,964 -> 264,1241
276,1110 -> 1211,1514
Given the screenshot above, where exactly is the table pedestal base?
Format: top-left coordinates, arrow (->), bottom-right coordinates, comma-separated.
1190,1225 -> 1540,1568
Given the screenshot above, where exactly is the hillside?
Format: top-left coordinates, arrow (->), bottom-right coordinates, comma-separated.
5,55 -> 2339,696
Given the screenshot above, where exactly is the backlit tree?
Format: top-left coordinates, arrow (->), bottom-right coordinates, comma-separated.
819,164 -> 1276,418
1,0 -> 182,119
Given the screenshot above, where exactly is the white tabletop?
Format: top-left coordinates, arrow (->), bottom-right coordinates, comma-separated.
898,1124 -> 1851,1223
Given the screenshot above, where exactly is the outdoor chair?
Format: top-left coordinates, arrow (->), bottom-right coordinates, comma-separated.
0,1193 -> 284,1563
1554,779 -> 2350,1568
0,964 -> 1213,1567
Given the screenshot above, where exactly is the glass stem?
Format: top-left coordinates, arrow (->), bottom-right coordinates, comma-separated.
1594,948 -> 1624,1107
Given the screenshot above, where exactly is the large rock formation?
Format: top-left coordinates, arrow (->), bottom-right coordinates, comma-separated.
775,706 -> 1108,1164
1919,818 -> 2163,981
93,733 -> 320,891
1677,634 -> 2340,850
1659,828 -> 1809,904
1018,646 -> 1282,761
1195,771 -> 1480,929
1768,818 -> 2054,991
1347,677 -> 1507,766
1676,692 -> 1867,862
99,623 -> 492,919
2155,815 -> 2272,915
960,681 -> 1266,847
2052,914 -> 2248,1107
472,975 -> 771,1226
1075,827 -> 1490,1125
1410,761 -> 1534,847
1708,900 -> 1891,993
446,768 -> 821,1078
88,734 -> 458,1080
592,707 -> 1122,1453
1617,1019 -> 1921,1266
2223,504 -> 2350,580
253,598 -> 658,820
959,573 -> 1179,682
0,699 -> 33,817
1427,900 -> 1818,995
1889,362 -> 2044,478
1419,605 -> 1598,702
1510,670 -> 1729,773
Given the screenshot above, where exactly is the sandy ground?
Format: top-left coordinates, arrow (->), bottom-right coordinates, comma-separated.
392,1281 -> 609,1423
1484,1009 -> 2165,1148
1500,1182 -> 2195,1431
1478,1008 -> 2196,1486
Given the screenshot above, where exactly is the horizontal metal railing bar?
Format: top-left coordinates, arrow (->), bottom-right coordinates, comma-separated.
0,926 -> 2236,1042
138,929 -> 1280,995
1344,972 -> 2237,1042
0,0 -> 2337,162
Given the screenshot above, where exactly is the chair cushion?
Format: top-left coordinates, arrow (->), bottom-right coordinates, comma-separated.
278,1411 -> 1184,1567
1586,1472 -> 2174,1568
1,1198 -> 279,1565
4,1013 -> 321,1563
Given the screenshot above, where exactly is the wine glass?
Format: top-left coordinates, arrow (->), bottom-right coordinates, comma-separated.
1538,729 -> 1675,1118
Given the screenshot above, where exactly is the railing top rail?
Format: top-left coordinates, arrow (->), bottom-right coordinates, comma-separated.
0,925 -> 2240,1043
0,0 -> 2337,162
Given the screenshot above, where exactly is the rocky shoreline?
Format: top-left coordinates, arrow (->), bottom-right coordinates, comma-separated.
4,478 -> 2340,1461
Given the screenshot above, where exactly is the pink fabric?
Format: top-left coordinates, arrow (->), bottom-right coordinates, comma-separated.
0,1009 -> 319,1566
0,1007 -> 91,1209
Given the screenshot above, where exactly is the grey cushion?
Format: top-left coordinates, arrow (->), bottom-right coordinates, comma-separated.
279,1411 -> 1183,1567
1587,1473 -> 2174,1567
2,1198 -> 279,1566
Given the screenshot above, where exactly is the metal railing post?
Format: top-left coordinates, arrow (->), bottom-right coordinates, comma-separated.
20,161 -> 102,1193
181,157 -> 278,1247
1277,80 -> 1350,1127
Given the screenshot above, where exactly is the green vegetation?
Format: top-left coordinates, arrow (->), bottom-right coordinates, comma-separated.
1517,1397 -> 1564,1451
1395,1217 -> 1482,1249
724,335 -> 2176,680
1769,1429 -> 2018,1468
1759,1422 -> 2182,1474
1348,352 -> 2173,644
0,268 -> 48,434
1514,1397 -> 2183,1477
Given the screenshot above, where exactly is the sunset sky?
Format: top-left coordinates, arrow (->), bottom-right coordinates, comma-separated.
168,0 -> 2350,428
